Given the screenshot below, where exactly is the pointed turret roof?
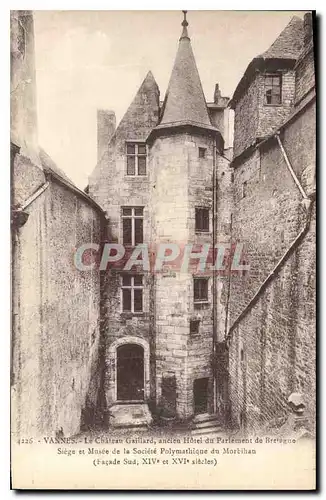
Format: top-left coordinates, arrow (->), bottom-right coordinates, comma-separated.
158,11 -> 214,130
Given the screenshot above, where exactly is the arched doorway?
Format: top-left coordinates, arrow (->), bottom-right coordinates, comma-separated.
117,344 -> 144,401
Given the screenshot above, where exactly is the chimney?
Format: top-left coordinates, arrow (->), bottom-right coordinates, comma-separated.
303,12 -> 313,47
97,110 -> 116,162
214,83 -> 221,104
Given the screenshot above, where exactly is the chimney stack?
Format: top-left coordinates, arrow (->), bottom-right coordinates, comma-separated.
97,110 -> 116,162
303,12 -> 313,47
214,83 -> 221,104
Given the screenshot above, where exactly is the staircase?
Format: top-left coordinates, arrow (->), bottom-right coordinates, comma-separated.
191,413 -> 224,436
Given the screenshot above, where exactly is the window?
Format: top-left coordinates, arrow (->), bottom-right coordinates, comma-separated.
190,319 -> 200,335
242,181 -> 248,199
126,143 -> 147,176
122,207 -> 144,246
199,147 -> 206,159
121,275 -> 143,313
194,278 -> 208,303
195,208 -> 209,232
264,74 -> 282,105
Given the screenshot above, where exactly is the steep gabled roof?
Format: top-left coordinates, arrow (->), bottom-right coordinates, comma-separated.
230,16 -> 304,108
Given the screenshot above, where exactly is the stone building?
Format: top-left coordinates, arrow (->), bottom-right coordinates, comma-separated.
89,13 -> 231,425
227,13 -> 316,434
11,10 -> 316,438
11,11 -> 105,438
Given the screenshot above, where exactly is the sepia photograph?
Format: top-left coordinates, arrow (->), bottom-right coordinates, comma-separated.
10,8 -> 316,490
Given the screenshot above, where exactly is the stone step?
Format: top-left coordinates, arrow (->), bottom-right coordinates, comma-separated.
193,419 -> 221,430
192,413 -> 218,424
191,424 -> 224,436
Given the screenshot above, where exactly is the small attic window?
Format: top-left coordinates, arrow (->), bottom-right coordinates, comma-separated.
264,74 -> 282,105
199,147 -> 206,159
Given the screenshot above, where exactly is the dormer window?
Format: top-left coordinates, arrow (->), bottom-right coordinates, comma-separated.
126,143 -> 147,176
264,74 -> 282,105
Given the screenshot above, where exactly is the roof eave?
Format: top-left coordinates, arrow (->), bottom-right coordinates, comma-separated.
147,121 -> 224,149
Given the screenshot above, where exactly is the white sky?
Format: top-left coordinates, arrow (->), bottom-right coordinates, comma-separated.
33,10 -> 306,189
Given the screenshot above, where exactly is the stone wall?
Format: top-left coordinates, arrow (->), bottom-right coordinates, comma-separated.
151,132 -> 217,419
88,71 -> 160,410
233,70 -> 296,158
11,155 -> 104,438
227,98 -> 316,433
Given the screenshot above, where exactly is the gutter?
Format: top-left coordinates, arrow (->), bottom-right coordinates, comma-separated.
11,180 -> 50,229
226,132 -> 314,342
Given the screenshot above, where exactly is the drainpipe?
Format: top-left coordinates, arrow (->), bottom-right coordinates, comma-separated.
226,134 -> 313,342
212,142 -> 218,414
275,132 -> 308,199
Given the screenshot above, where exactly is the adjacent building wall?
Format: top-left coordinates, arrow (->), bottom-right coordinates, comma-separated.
11,10 -> 104,439
227,97 -> 315,434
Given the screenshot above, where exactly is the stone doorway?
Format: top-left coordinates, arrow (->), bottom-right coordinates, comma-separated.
193,377 -> 209,415
117,344 -> 144,401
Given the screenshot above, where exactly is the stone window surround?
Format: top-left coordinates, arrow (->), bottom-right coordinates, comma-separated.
121,206 -> 144,246
193,276 -> 209,304
195,206 -> 210,233
108,336 -> 150,403
264,72 -> 282,106
125,141 -> 147,176
120,274 -> 144,313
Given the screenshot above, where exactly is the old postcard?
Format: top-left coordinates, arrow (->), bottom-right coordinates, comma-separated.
10,9 -> 316,490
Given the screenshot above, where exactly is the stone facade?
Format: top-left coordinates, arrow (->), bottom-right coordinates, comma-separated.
227,13 -> 316,434
88,21 -> 230,422
11,11 -> 105,439
233,70 -> 296,158
11,11 -> 316,438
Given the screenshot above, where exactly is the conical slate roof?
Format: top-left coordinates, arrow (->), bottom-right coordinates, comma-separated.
159,15 -> 212,129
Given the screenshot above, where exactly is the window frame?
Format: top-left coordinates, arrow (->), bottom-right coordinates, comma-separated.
195,207 -> 210,233
198,147 -> 207,159
126,142 -> 147,176
190,319 -> 200,335
242,181 -> 248,199
121,206 -> 144,246
121,274 -> 144,313
264,73 -> 282,106
193,277 -> 209,304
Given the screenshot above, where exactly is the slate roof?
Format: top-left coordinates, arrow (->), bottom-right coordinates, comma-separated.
259,16 -> 304,60
158,21 -> 213,129
39,148 -> 104,213
230,16 -> 304,108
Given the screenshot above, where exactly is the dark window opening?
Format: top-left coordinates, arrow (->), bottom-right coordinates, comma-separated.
199,147 -> 207,159
121,275 -> 143,313
194,278 -> 208,303
195,208 -> 209,232
264,74 -> 282,105
242,181 -> 248,199
122,206 -> 144,246
126,143 -> 147,176
190,319 -> 200,335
